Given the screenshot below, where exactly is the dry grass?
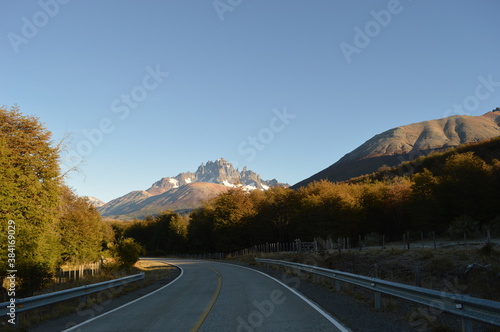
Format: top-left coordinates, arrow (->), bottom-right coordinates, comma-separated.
245,243 -> 500,301
240,243 -> 500,331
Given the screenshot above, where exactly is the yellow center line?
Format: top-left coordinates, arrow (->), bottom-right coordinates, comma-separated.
190,266 -> 223,332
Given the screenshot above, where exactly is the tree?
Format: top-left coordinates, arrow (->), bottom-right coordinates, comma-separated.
439,152 -> 493,223
211,188 -> 256,252
0,106 -> 63,279
294,180 -> 359,239
188,206 -> 216,252
112,238 -> 143,269
124,211 -> 188,255
383,178 -> 412,235
410,169 -> 444,231
58,186 -> 107,263
259,187 -> 298,242
187,188 -> 257,252
166,213 -> 188,253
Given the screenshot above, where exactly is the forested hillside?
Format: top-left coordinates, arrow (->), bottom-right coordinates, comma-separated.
121,137 -> 500,255
3,105 -> 499,281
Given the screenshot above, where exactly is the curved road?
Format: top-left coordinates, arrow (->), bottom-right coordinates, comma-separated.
62,259 -> 348,332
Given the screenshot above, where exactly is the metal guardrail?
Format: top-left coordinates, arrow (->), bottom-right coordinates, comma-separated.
255,258 -> 500,331
1,272 -> 144,317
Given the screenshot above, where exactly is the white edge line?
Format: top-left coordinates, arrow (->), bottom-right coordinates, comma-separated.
210,261 -> 351,332
61,262 -> 184,332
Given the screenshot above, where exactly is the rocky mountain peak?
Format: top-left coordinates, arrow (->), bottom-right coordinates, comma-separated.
84,196 -> 105,208
143,158 -> 286,196
99,158 -> 288,219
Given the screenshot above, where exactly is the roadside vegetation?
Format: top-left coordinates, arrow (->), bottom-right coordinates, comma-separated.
120,137 -> 500,255
0,260 -> 176,331
238,243 -> 500,331
0,106 -> 145,299
2,105 -> 499,327
242,243 -> 500,301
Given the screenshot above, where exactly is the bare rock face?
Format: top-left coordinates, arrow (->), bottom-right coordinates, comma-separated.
84,196 -> 105,208
294,110 -> 500,188
98,158 -> 287,219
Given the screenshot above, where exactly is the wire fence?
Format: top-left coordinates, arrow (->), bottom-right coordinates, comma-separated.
55,260 -> 103,283
172,229 -> 498,260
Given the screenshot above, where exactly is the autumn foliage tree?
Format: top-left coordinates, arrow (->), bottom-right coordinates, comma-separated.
58,185 -> 109,263
185,146 -> 500,252
124,211 -> 188,255
439,152 -> 494,224
0,106 -> 62,282
1,106 -> 112,294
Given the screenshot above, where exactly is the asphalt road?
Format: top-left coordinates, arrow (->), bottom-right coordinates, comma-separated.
62,259 -> 348,332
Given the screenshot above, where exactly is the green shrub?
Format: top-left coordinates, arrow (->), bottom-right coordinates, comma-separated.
113,238 -> 144,269
16,261 -> 52,297
448,215 -> 479,239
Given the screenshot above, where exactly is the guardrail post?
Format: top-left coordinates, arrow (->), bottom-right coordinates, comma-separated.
415,266 -> 421,287
374,292 -> 381,309
335,280 -> 341,292
461,318 -> 472,332
253,258 -> 500,329
80,287 -> 88,306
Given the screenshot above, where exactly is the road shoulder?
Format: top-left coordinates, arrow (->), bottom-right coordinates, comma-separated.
28,265 -> 181,332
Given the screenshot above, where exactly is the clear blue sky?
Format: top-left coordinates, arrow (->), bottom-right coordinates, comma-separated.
1,0 -> 499,202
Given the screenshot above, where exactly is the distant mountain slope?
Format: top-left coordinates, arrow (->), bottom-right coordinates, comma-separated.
293,109 -> 500,188
99,158 -> 287,220
84,196 -> 105,208
349,135 -> 500,183
99,183 -> 231,220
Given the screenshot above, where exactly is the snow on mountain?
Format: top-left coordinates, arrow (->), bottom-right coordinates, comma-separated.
144,158 -> 284,194
99,158 -> 288,219
84,196 -> 105,208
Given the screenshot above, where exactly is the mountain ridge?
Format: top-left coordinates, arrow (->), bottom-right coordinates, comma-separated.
99,158 -> 287,219
293,109 -> 500,188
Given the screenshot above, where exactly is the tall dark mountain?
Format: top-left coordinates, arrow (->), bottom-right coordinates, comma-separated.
293,109 -> 500,188
99,158 -> 287,220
